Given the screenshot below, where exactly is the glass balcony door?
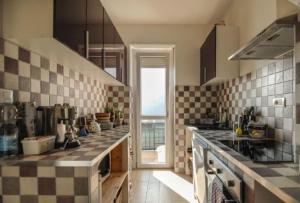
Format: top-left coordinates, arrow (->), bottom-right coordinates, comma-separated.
137,54 -> 171,167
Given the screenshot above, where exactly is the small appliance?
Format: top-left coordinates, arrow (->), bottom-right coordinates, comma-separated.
58,104 -> 81,149
36,106 -> 56,136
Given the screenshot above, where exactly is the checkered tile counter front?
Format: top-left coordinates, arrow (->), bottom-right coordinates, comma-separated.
0,125 -> 130,167
192,128 -> 300,203
0,126 -> 130,203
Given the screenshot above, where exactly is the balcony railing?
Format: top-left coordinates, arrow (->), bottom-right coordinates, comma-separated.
141,122 -> 165,150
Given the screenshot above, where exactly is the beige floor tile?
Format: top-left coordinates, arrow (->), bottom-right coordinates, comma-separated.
131,169 -> 192,203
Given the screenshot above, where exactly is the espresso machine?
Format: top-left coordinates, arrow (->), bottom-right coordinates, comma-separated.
58,104 -> 81,148
36,104 -> 80,149
36,106 -> 56,136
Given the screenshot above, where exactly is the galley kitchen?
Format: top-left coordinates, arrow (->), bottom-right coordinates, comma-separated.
0,1 -> 300,203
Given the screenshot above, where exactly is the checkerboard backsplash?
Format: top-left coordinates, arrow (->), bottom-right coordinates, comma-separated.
107,86 -> 131,124
218,54 -> 295,143
0,37 -> 131,119
174,85 -> 218,172
174,52 -> 295,173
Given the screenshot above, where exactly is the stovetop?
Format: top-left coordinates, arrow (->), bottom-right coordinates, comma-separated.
219,139 -> 293,163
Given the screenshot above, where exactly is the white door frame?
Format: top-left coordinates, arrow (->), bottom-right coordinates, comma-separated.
130,44 -> 175,169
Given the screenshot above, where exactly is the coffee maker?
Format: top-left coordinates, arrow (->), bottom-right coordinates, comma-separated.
56,104 -> 80,148
36,106 -> 56,135
0,103 -> 19,155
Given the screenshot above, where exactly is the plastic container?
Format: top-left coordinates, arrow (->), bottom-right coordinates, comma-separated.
21,136 -> 55,155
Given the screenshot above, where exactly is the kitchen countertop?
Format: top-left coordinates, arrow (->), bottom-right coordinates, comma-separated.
0,125 -> 130,167
188,126 -> 300,203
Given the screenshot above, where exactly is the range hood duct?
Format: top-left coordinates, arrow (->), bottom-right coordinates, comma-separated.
229,15 -> 297,60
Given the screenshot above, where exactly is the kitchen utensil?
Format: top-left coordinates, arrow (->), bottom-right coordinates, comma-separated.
95,112 -> 111,122
79,127 -> 89,136
100,122 -> 113,130
88,115 -> 101,133
248,122 -> 268,138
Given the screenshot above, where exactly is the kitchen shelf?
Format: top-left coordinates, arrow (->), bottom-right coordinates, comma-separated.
102,171 -> 128,203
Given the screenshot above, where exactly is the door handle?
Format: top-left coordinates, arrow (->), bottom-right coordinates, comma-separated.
203,67 -> 207,83
85,30 -> 89,59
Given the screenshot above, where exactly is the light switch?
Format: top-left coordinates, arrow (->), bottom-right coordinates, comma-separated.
273,98 -> 286,107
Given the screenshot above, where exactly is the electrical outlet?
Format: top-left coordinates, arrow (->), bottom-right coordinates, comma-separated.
273,98 -> 286,107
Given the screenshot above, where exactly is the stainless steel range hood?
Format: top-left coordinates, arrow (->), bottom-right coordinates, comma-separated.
229,15 -> 297,60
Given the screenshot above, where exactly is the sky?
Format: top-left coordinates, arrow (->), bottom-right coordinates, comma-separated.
141,68 -> 166,116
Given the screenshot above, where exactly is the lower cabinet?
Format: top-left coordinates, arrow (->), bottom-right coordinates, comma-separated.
100,138 -> 129,203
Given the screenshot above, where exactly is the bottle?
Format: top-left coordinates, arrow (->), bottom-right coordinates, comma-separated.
57,120 -> 66,143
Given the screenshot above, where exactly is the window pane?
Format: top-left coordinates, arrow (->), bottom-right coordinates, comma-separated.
141,68 -> 166,116
104,68 -> 117,78
141,120 -> 166,163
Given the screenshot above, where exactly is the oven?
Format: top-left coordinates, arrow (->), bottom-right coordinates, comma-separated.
206,151 -> 242,203
192,133 -> 209,203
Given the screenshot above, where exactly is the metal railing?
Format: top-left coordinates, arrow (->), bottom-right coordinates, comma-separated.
141,122 -> 165,150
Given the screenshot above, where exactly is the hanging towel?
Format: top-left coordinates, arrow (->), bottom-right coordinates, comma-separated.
211,177 -> 226,203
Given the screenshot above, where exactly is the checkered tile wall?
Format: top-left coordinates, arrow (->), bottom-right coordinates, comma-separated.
218,55 -> 295,143
174,85 -> 218,172
0,37 -> 130,116
174,53 -> 295,173
106,86 -> 131,124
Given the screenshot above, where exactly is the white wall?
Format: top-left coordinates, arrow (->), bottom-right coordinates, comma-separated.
2,0 -> 53,39
0,0 -> 3,37
116,24 -> 211,85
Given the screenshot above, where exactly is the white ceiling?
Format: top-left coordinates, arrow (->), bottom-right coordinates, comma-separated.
101,0 -> 234,25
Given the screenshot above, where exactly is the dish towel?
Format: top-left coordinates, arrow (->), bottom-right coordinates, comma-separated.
211,177 -> 227,203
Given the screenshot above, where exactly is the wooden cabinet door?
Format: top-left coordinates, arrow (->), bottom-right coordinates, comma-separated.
205,27 -> 216,82
54,0 -> 86,57
200,44 -> 206,85
87,0 -> 104,69
103,10 -> 119,80
103,9 -> 127,84
200,26 -> 216,85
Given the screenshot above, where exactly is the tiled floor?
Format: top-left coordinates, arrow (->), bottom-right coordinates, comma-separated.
130,169 -> 197,203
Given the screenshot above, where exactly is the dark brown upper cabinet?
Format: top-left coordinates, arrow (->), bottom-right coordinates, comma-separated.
86,0 -> 104,69
54,0 -> 128,85
54,0 -> 86,57
200,27 -> 216,85
200,25 -> 240,86
103,10 -> 127,84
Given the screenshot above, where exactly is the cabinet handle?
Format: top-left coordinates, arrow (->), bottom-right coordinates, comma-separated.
85,30 -> 89,59
203,67 -> 207,83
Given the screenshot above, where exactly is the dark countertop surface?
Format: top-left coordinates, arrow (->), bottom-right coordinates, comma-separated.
0,125 -> 130,167
188,126 -> 300,203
